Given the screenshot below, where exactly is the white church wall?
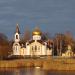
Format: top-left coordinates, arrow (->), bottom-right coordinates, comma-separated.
47,48 -> 52,56
13,45 -> 21,55
42,45 -> 47,55
25,45 -> 30,55
13,43 -> 21,55
33,35 -> 41,40
30,42 -> 43,56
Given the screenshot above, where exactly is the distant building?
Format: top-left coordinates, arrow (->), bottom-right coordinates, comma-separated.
62,45 -> 74,57
12,24 -> 52,57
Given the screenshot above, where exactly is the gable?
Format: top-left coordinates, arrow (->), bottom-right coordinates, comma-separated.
29,41 -> 45,46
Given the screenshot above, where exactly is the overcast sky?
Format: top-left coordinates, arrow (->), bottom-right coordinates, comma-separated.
0,0 -> 75,39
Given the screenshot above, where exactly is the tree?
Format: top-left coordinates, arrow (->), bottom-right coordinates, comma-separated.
41,32 -> 50,41
53,33 -> 65,56
64,31 -> 74,51
0,33 -> 10,59
21,27 -> 31,43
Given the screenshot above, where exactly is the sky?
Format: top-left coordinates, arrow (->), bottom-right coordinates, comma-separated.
0,0 -> 75,39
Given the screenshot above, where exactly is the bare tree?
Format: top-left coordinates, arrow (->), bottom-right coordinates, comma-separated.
21,27 -> 31,43
42,32 -> 50,41
53,33 -> 65,56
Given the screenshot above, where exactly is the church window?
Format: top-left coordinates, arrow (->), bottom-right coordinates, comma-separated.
37,46 -> 40,52
32,46 -> 33,50
35,45 -> 37,51
15,44 -> 18,51
16,35 -> 18,39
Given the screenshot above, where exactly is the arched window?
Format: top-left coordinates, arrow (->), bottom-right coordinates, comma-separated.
16,35 -> 18,39
35,45 -> 37,51
32,46 -> 33,50
15,44 -> 18,51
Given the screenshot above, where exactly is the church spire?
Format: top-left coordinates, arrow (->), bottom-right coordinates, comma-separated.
14,24 -> 20,43
16,24 -> 20,34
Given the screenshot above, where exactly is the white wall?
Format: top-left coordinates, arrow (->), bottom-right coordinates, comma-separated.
13,43 -> 21,55
42,45 -> 47,55
33,35 -> 41,40
25,45 -> 30,55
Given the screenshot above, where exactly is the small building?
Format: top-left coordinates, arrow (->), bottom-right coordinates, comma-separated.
62,45 -> 74,57
12,24 -> 52,57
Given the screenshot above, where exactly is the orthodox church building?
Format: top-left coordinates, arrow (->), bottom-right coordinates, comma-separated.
12,24 -> 52,57
62,45 -> 74,57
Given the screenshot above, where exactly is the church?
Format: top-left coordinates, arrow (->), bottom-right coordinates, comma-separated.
12,24 -> 52,57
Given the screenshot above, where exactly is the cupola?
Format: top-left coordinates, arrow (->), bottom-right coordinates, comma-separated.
32,27 -> 42,41
32,27 -> 42,36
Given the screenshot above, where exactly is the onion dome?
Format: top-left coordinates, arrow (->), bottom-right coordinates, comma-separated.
32,27 -> 42,35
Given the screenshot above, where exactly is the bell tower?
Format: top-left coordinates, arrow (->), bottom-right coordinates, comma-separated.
14,24 -> 20,43
13,24 -> 21,55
